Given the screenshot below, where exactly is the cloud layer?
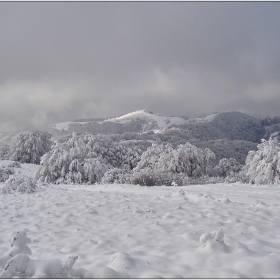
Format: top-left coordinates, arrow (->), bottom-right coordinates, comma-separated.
1,2 -> 280,131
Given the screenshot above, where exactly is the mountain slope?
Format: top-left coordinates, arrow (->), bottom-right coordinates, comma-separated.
51,109 -> 220,134
103,109 -> 188,132
175,111 -> 265,142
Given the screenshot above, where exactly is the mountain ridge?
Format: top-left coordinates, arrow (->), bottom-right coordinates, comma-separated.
2,110 -> 280,165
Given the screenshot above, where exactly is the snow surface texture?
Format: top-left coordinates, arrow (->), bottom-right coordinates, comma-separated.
1,181 -> 280,278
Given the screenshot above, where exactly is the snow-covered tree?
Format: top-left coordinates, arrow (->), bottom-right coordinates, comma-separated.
101,168 -> 132,184
214,158 -> 243,178
134,143 -> 174,172
35,132 -> 110,184
167,143 -> 215,177
134,142 -> 215,178
84,135 -> 143,170
243,138 -> 280,184
1,175 -> 37,194
0,168 -> 13,182
9,131 -> 52,164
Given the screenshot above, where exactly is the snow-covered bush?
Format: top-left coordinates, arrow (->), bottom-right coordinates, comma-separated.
0,144 -> 10,160
243,138 -> 280,184
101,168 -> 132,184
224,170 -> 248,184
134,143 -> 174,172
1,175 -> 37,194
85,134 -> 143,170
0,168 -> 13,182
214,158 -> 243,178
132,168 -> 184,186
35,131 -> 145,184
35,132 -> 110,184
9,130 -> 52,164
182,175 -> 225,185
34,131 -> 219,186
132,169 -> 166,186
133,142 -> 216,186
169,143 -> 215,177
35,144 -> 108,185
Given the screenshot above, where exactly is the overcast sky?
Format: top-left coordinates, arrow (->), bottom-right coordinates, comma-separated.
1,2 -> 280,131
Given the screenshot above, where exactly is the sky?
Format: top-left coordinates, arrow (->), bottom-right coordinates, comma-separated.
1,2 -> 280,131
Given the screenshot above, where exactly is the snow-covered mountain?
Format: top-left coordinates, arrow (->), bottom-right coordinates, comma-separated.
52,109 -> 190,132
51,109 -> 221,134
104,109 -> 187,131
2,109 -> 280,164
51,109 -> 270,141
48,109 -> 280,164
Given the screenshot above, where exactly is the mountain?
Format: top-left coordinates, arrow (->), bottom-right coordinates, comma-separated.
51,109 -> 219,135
51,109 -> 269,141
2,109 -> 280,165
49,109 -> 280,164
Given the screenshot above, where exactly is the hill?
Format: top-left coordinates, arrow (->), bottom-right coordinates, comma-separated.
2,110 -> 280,164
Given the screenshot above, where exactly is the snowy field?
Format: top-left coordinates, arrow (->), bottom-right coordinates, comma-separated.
1,181 -> 280,278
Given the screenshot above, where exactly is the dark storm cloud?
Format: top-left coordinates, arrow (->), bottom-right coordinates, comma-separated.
0,2 -> 280,131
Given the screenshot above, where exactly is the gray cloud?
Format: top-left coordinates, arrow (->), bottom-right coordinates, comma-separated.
0,2 -> 280,131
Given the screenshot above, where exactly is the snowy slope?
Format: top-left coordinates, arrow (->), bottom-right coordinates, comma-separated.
51,110 -> 220,133
104,109 -> 220,133
184,112 -> 218,124
104,109 -> 218,127
104,109 -> 186,127
1,181 -> 280,278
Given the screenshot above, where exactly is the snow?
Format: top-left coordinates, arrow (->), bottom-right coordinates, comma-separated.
0,160 -> 39,178
1,165 -> 280,278
103,109 -> 220,134
104,109 -> 187,130
52,122 -> 89,131
104,109 -> 155,123
184,112 -> 218,125
51,110 -> 219,133
270,131 -> 279,138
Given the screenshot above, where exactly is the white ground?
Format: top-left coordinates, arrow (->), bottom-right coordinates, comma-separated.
1,171 -> 280,278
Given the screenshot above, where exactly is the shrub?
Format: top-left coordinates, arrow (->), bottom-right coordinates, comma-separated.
214,158 -> 243,178
1,175 -> 37,194
0,168 -> 13,182
101,168 -> 132,184
132,169 -> 185,186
